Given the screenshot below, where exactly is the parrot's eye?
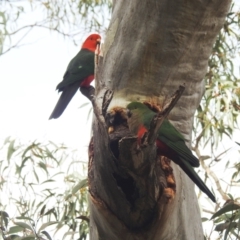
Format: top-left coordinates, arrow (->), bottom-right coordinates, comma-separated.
127,109 -> 132,118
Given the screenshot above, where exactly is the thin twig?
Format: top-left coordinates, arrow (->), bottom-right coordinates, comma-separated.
202,208 -> 215,214
194,147 -> 229,201
80,86 -> 107,128
1,27 -> 32,55
76,215 -> 90,223
1,21 -> 82,56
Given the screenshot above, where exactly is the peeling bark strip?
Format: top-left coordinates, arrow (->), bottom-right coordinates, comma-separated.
87,86 -> 185,237
89,0 -> 231,239
88,95 -> 170,238
88,86 -> 165,230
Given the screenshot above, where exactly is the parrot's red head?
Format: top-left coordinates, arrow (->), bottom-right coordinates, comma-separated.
82,33 -> 101,52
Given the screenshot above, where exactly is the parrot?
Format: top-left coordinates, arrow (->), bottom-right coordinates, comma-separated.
49,33 -> 101,119
126,101 -> 216,203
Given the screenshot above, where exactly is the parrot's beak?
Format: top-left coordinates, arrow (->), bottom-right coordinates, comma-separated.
95,38 -> 101,57
126,109 -> 132,118
96,38 -> 101,45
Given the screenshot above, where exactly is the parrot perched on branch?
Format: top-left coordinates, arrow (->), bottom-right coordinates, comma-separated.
49,33 -> 101,119
126,101 -> 216,203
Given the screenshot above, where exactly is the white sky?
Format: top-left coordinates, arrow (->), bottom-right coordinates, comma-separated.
0,27 -> 95,240
0,3 -> 106,239
0,29 -> 93,151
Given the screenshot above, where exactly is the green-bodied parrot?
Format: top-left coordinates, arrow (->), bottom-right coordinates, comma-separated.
126,101 -> 216,203
49,33 -> 101,119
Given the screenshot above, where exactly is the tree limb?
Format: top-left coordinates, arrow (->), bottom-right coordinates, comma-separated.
147,85 -> 185,145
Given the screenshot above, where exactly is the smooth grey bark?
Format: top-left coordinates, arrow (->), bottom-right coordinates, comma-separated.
89,0 -> 231,239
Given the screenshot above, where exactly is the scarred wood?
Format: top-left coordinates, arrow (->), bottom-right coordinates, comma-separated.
89,0 -> 231,239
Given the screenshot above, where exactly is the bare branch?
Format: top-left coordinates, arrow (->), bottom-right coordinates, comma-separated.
80,86 -> 111,130
194,147 -> 229,201
147,85 -> 185,145
1,27 -> 32,55
76,215 -> 90,223
202,208 -> 215,214
102,89 -> 114,118
1,21 -> 81,56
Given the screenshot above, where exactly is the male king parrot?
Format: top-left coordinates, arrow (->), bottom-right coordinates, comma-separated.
126,101 -> 216,202
49,33 -> 101,119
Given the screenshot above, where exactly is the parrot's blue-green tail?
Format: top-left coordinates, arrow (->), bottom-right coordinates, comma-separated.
178,158 -> 216,202
49,82 -> 79,119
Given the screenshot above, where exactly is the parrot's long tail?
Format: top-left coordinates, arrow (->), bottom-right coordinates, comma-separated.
49,82 -> 79,119
177,159 -> 216,203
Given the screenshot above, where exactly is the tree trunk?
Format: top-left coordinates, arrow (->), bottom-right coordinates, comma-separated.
89,1 -> 231,239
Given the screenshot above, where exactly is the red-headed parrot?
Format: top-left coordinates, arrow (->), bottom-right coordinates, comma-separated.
126,101 -> 216,202
49,33 -> 101,119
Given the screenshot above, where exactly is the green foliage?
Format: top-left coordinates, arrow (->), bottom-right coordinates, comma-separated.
211,201 -> 240,220
193,3 -> 240,240
194,4 -> 240,150
0,138 -> 89,239
211,201 -> 240,240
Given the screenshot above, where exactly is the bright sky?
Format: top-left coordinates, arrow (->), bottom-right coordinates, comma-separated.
0,22 -> 96,240
0,3 -> 106,238
0,28 -> 94,151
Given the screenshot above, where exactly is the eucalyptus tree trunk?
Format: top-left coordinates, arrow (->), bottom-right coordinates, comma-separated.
88,1 -> 231,239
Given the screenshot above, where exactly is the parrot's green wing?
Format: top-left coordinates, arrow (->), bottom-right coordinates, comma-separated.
49,49 -> 95,119
158,120 -> 200,167
57,49 -> 95,91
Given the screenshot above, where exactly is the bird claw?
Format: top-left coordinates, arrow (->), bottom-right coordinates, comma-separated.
80,85 -> 95,101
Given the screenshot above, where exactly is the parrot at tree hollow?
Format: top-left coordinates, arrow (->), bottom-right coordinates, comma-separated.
49,33 -> 101,119
126,101 -> 216,203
